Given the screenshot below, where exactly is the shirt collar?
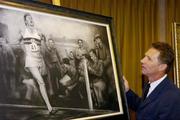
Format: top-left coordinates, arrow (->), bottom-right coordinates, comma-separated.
150,74 -> 167,85
146,74 -> 167,97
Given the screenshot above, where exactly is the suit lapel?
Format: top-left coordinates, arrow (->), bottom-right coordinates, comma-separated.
139,77 -> 170,109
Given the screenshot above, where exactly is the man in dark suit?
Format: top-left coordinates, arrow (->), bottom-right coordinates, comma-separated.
124,42 -> 180,120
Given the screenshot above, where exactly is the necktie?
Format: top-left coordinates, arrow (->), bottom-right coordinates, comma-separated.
142,83 -> 150,100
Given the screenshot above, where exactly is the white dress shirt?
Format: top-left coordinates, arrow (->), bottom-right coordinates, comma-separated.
146,74 -> 167,97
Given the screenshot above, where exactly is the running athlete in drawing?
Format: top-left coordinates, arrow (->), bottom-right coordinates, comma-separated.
19,13 -> 54,114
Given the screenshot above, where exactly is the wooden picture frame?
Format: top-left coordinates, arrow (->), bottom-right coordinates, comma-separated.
0,0 -> 129,119
172,22 -> 180,88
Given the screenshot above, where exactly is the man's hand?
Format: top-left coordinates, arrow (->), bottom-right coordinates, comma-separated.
123,76 -> 130,92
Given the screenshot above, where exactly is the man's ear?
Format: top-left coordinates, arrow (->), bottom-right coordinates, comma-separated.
159,64 -> 167,71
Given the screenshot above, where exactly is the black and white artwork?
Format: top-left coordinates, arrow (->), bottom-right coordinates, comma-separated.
0,0 -> 128,120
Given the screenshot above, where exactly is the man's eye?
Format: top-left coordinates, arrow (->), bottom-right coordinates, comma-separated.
147,56 -> 151,61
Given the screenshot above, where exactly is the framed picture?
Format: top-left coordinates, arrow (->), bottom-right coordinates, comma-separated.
0,0 -> 129,119
172,23 -> 180,88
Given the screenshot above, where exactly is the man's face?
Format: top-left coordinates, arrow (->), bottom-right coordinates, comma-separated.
25,15 -> 34,27
48,39 -> 55,48
94,38 -> 102,48
97,38 -> 103,48
141,48 -> 162,77
94,39 -> 99,48
78,40 -> 83,48
69,51 -> 74,58
89,51 -> 97,62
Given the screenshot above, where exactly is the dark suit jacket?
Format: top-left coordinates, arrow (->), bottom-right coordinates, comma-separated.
126,77 -> 180,120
